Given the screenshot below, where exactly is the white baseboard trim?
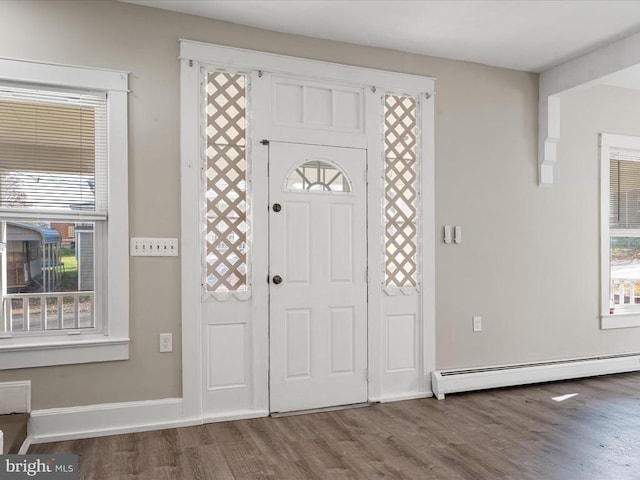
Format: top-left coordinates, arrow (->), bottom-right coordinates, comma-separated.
0,381 -> 31,414
370,392 -> 432,403
29,398 -> 200,444
202,410 -> 269,424
28,399 -> 273,444
432,353 -> 640,400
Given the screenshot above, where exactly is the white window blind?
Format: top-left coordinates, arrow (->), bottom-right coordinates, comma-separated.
609,148 -> 640,230
0,84 -> 107,220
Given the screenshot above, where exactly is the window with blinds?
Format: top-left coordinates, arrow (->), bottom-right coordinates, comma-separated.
609,149 -> 640,229
607,145 -> 640,313
0,84 -> 107,218
0,83 -> 106,334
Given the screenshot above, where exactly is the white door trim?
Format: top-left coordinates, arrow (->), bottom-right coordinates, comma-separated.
180,40 -> 436,422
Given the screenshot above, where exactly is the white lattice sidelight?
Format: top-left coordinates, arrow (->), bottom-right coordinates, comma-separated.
203,71 -> 249,298
384,94 -> 419,291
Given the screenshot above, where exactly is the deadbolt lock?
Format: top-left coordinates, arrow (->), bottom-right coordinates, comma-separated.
273,203 -> 282,212
272,275 -> 283,285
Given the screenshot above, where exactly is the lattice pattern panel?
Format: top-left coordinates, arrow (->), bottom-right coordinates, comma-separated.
384,94 -> 418,288
204,72 -> 248,293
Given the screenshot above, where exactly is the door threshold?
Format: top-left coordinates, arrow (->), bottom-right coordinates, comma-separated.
270,402 -> 372,418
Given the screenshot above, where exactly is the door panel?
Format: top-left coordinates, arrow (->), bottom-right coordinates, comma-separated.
269,142 -> 368,413
284,202 -> 311,284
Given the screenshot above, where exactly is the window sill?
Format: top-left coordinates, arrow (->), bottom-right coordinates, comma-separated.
601,312 -> 640,330
0,334 -> 129,370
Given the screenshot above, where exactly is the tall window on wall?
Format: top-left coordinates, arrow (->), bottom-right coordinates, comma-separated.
384,93 -> 419,292
203,71 -> 249,299
0,84 -> 106,334
601,133 -> 640,327
0,58 -> 128,369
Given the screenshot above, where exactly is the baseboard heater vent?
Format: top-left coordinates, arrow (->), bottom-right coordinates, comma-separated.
431,353 -> 640,399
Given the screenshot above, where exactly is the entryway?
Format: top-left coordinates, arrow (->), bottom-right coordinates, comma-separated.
268,142 -> 368,413
182,41 -> 435,422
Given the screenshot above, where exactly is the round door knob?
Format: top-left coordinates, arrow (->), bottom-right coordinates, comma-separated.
273,203 -> 282,212
272,275 -> 283,285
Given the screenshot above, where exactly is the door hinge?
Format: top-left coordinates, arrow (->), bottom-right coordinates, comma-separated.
260,139 -> 270,145
364,368 -> 368,381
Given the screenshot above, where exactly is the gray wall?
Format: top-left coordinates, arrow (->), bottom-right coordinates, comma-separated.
0,0 -> 635,409
438,82 -> 640,369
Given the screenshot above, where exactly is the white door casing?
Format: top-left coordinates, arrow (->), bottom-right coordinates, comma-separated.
269,142 -> 368,413
180,41 -> 435,423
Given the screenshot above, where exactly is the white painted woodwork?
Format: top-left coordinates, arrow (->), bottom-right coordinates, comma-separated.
539,30 -> 640,185
386,314 -> 417,372
197,67 -> 266,418
284,203 -> 311,284
270,76 -> 364,147
272,77 -> 363,132
269,142 -> 367,413
0,381 -> 31,414
181,41 -> 435,422
207,323 -> 246,389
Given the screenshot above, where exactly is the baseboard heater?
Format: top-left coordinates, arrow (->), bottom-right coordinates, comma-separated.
431,353 -> 640,399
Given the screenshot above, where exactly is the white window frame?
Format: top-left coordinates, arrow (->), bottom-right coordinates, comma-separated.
600,133 -> 640,329
0,58 -> 129,368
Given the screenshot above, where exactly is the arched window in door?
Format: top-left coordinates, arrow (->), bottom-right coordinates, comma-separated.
285,159 -> 352,193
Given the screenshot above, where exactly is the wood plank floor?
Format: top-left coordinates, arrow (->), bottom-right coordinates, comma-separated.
30,372 -> 640,479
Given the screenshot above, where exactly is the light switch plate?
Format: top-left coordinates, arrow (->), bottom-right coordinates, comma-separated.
130,237 -> 178,257
454,225 -> 462,244
443,226 -> 452,244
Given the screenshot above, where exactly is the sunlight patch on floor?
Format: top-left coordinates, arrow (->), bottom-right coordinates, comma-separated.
552,393 -> 579,402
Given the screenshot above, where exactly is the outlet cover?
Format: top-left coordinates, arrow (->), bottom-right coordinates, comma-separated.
159,333 -> 173,352
473,316 -> 482,332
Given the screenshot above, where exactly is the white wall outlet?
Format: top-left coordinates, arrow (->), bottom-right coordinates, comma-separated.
159,333 -> 173,352
473,316 -> 482,332
130,237 -> 179,257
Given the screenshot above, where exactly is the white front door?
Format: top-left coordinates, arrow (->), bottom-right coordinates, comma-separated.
269,142 -> 368,413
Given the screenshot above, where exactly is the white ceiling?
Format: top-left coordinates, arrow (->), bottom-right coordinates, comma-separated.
121,0 -> 640,73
